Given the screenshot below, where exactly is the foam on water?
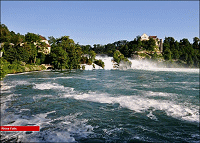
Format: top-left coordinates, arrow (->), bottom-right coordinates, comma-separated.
63,91 -> 199,122
1,85 -> 15,93
33,83 -> 75,97
33,83 -> 65,90
1,111 -> 94,142
33,94 -> 54,101
1,64 -> 199,142
128,59 -> 199,73
1,93 -> 20,115
147,111 -> 158,121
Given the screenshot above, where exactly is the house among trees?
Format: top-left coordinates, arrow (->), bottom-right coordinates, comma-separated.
141,33 -> 163,52
37,36 -> 51,55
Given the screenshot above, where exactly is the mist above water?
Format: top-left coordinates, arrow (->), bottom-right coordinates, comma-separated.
95,55 -> 199,73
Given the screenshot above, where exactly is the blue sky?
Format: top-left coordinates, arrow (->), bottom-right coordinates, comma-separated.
1,1 -> 199,45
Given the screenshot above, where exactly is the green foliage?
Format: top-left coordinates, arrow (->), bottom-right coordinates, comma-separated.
81,45 -> 91,54
113,50 -> 131,64
94,59 -> 105,69
0,24 -> 11,43
121,45 -> 129,57
36,58 -> 41,65
0,57 -> 46,79
88,50 -> 96,62
48,36 -> 56,46
51,46 -> 69,70
15,45 -> 30,63
25,32 -> 41,43
163,48 -> 172,61
87,59 -> 92,65
1,23 -> 199,78
3,45 -> 17,63
187,55 -> 194,67
10,32 -> 24,44
113,50 -> 122,64
80,56 -> 88,64
51,36 -> 83,70
171,49 -> 180,60
193,37 -> 199,49
105,44 -> 116,56
0,58 -> 10,80
93,44 -> 105,54
82,65 -> 85,70
151,52 -> 158,60
147,38 -> 156,51
37,52 -> 46,64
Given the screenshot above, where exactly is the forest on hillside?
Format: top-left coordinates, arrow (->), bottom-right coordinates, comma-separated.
0,24 -> 199,79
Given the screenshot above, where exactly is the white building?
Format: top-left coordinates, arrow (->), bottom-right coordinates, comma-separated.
140,33 -> 149,41
38,36 -> 51,55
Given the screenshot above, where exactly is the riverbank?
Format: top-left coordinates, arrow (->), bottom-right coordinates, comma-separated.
0,61 -> 47,81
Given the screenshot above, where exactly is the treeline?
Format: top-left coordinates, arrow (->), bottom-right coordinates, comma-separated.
0,23 -> 199,79
80,37 -> 157,57
163,37 -> 199,67
0,24 -> 106,79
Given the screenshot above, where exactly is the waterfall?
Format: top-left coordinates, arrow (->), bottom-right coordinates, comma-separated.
82,55 -> 199,73
95,55 -> 118,70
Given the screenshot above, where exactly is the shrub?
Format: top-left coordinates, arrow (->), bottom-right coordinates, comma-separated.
82,65 -> 85,70
94,59 -> 105,69
87,59 -> 92,65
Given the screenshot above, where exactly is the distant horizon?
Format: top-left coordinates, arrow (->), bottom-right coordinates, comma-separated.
2,1 -> 199,45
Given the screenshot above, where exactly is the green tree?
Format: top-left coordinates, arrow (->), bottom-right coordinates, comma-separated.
163,48 -> 172,61
4,45 -> 17,63
25,32 -> 41,43
51,46 -> 69,70
0,24 -> 11,43
10,32 -> 24,45
0,58 -> 10,80
151,52 -> 158,60
68,46 -> 79,69
56,36 -> 75,51
105,43 -> 116,56
37,52 -> 46,64
88,50 -> 96,62
94,59 -> 105,69
15,45 -> 29,63
81,45 -> 91,54
172,49 -> 180,60
193,53 -> 199,67
27,43 -> 38,64
147,38 -> 156,51
187,55 -> 193,66
113,50 -> 126,64
193,37 -> 199,49
121,45 -> 129,57
48,36 -> 56,46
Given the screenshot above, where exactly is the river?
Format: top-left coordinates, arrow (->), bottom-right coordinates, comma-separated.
1,58 -> 199,142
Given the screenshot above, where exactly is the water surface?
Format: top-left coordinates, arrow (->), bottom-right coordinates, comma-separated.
1,68 -> 199,142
